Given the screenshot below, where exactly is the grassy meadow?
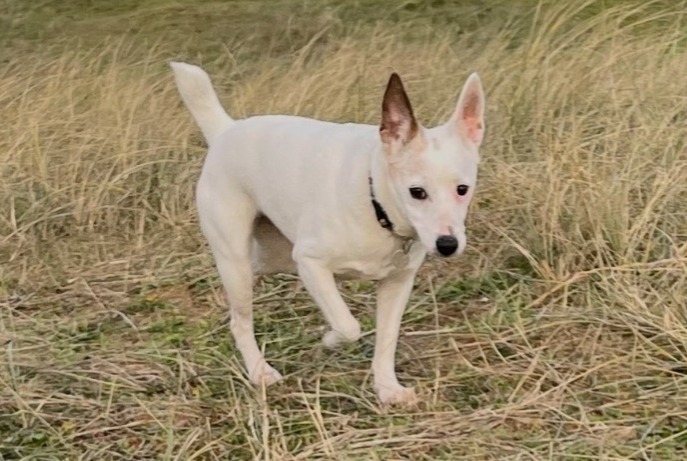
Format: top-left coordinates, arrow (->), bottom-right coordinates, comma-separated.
1,0 -> 687,459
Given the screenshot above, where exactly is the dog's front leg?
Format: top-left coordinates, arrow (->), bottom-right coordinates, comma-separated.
373,267 -> 420,405
296,256 -> 362,347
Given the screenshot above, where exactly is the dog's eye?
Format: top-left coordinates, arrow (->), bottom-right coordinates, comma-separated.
409,187 -> 428,200
456,185 -> 469,196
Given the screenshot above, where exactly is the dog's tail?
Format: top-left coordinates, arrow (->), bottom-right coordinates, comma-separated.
170,61 -> 234,144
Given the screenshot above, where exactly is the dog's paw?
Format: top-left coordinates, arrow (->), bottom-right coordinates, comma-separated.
322,325 -> 361,348
249,363 -> 283,387
322,330 -> 346,348
377,385 -> 418,406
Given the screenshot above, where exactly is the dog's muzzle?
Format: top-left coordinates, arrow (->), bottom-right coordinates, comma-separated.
435,235 -> 458,256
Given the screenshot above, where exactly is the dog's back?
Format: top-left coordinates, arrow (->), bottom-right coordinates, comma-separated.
205,115 -> 376,236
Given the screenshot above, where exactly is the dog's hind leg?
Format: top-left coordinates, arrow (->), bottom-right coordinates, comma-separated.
197,185 -> 283,386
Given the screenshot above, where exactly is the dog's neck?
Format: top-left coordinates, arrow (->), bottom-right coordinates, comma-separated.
368,151 -> 416,240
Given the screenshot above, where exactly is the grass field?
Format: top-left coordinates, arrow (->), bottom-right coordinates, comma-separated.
2,0 -> 687,459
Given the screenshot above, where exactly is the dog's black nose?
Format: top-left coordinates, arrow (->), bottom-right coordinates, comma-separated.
436,235 -> 458,256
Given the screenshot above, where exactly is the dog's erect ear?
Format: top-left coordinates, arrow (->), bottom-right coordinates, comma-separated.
450,73 -> 485,147
380,73 -> 418,148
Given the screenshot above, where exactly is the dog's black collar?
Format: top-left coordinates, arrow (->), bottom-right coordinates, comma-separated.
369,176 -> 395,232
368,176 -> 415,241
369,176 -> 416,263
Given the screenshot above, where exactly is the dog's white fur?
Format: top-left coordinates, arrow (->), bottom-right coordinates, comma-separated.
170,61 -> 485,405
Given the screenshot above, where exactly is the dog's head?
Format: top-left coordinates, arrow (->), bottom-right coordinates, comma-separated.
379,72 -> 485,257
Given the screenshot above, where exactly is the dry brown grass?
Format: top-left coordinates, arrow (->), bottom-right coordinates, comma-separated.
1,0 -> 687,459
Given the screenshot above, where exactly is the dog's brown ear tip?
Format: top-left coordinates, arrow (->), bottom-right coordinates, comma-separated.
388,72 -> 403,87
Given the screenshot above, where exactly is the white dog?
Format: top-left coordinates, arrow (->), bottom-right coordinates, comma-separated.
170,61 -> 485,405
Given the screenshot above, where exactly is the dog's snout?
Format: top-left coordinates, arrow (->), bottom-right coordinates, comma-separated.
436,235 -> 458,256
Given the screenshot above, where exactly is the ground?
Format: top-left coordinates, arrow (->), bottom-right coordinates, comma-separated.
1,0 -> 687,459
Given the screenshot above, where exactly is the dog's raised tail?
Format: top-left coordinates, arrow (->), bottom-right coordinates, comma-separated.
170,61 -> 234,143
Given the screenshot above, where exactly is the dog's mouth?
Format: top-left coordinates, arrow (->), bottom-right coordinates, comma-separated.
430,250 -> 461,258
